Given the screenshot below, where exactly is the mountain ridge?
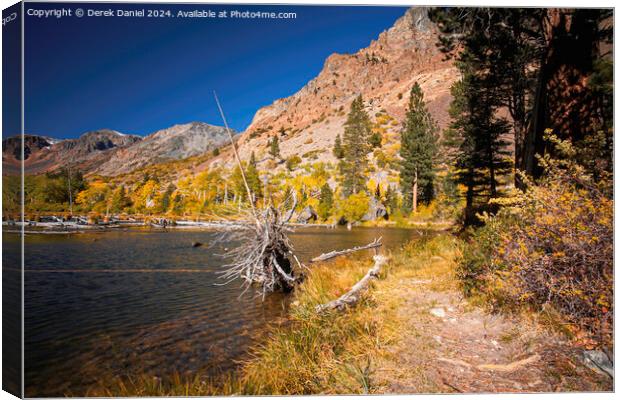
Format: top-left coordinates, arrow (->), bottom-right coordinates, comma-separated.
2,122 -> 234,176
94,121 -> 233,176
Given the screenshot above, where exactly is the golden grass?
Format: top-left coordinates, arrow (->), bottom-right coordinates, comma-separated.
86,234 -> 460,396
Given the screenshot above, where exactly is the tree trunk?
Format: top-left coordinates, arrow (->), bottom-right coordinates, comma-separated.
513,119 -> 527,189
311,238 -> 382,262
488,145 -> 497,198
522,51 -> 550,180
465,165 -> 475,225
507,23 -> 529,190
316,255 -> 387,312
412,169 -> 418,214
521,9 -> 601,181
67,167 -> 73,216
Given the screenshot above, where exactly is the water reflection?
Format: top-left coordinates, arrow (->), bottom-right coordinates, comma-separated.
19,226 -> 422,396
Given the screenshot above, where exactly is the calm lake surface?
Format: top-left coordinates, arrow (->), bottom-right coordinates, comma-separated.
14,226 -> 427,396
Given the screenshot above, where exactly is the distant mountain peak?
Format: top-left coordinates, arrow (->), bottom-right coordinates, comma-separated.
93,121 -> 232,176
2,122 -> 231,176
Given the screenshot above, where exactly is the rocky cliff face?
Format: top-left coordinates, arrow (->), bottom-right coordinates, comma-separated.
214,7 -> 457,168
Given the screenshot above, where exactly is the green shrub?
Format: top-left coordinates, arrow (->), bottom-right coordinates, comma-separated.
286,156 -> 302,171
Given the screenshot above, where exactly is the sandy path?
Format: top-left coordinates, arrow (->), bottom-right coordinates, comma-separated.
375,276 -> 612,393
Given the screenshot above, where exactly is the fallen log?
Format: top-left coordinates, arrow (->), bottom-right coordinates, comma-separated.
311,237 -> 382,263
316,255 -> 387,313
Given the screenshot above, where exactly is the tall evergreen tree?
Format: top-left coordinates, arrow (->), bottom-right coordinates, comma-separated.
109,185 -> 131,213
340,96 -> 371,196
444,72 -> 511,225
159,183 -> 176,213
333,134 -> 345,159
232,153 -> 262,204
399,83 -> 438,213
317,183 -> 334,221
369,131 -> 382,148
269,135 -> 280,159
282,186 -> 294,210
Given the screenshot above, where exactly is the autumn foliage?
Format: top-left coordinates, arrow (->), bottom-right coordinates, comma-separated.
459,134 -> 613,347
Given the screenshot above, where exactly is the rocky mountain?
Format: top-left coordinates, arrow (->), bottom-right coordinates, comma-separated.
2,130 -> 141,175
212,7 -> 457,168
3,135 -> 55,162
4,7 -> 455,182
93,122 -> 232,176
2,122 -> 232,176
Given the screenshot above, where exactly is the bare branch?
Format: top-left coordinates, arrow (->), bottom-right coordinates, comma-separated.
311,238 -> 382,263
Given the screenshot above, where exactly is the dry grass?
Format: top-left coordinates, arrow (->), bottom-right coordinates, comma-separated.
236,254 -> 402,394
236,235 -> 460,395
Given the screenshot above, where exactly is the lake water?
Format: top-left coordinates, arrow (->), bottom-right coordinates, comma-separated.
12,226 -> 425,396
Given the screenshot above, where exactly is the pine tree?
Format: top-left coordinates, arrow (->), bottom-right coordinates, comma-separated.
399,83 -> 438,214
444,73 -> 511,225
269,135 -> 280,159
374,183 -> 381,200
158,183 -> 176,213
341,95 -> 371,196
430,8 -> 613,185
282,186 -> 294,210
232,153 -> 262,204
333,134 -> 345,159
317,183 -> 334,221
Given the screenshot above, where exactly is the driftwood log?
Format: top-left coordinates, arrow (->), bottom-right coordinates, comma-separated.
311,238 -> 382,263
316,255 -> 387,313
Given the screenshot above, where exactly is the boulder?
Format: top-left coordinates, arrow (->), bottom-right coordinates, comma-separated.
362,197 -> 388,221
583,350 -> 614,378
430,307 -> 446,318
296,206 -> 318,224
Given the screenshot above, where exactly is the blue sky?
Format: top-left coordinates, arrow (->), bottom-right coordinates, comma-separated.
20,3 -> 407,138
